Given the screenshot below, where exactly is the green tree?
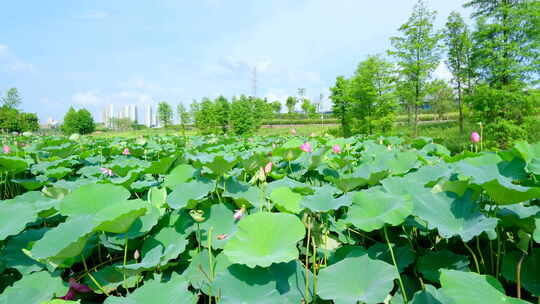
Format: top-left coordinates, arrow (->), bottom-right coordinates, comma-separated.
1,88 -> 21,109
330,76 -> 353,137
465,0 -> 540,87
285,96 -> 297,115
176,103 -> 191,136
215,95 -> 230,134
389,0 -> 441,136
444,11 -> 474,133
61,107 -> 95,135
349,55 -> 398,135
270,101 -> 282,115
426,80 -> 456,121
157,101 -> 173,127
301,98 -> 316,116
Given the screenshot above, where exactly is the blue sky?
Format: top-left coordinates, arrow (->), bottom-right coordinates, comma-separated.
0,0 -> 470,123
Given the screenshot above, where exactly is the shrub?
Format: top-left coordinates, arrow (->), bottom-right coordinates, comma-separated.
61,107 -> 95,135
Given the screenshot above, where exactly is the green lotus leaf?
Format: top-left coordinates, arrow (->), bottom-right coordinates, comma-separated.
317,254 -> 398,304
223,177 -> 264,208
0,155 -> 29,175
12,175 -> 49,190
166,180 -> 214,209
59,183 -> 131,216
0,228 -> 48,275
148,187 -> 167,208
144,155 -> 176,175
301,185 -> 351,212
513,141 -> 540,175
0,271 -> 67,304
31,216 -> 96,262
203,154 -> 238,176
45,167 -> 71,179
0,191 -> 58,240
42,300 -> 80,304
137,226 -> 190,268
535,215 -> 540,243
343,187 -> 412,232
212,260 -> 313,304
502,249 -> 540,296
163,164 -> 195,189
417,250 -> 470,283
455,161 -> 540,205
103,273 -> 197,304
439,269 -> 529,304
184,250 -> 232,293
197,203 -> 237,249
93,199 -> 147,233
408,284 -> 450,304
367,243 -> 415,272
266,177 -> 312,194
0,198 -> 38,241
224,212 -> 305,268
383,179 -> 498,242
270,187 -> 302,214
84,265 -> 142,294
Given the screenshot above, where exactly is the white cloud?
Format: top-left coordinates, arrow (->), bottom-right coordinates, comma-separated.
78,10 -> 109,20
73,91 -> 103,106
9,62 -> 36,73
0,44 -> 37,74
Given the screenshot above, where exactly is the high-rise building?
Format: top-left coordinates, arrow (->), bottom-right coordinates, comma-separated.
145,105 -> 153,127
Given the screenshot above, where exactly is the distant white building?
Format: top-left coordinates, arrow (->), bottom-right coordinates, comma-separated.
145,105 -> 153,127
102,104 -> 115,128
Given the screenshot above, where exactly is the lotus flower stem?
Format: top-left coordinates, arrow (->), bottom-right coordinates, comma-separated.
76,256 -> 123,281
80,254 -> 110,296
311,235 -> 317,298
384,226 -> 408,304
208,227 -> 214,304
123,235 -> 129,292
496,228 -> 502,279
463,241 -> 480,274
305,216 -> 312,304
476,237 -> 486,273
516,252 -> 526,299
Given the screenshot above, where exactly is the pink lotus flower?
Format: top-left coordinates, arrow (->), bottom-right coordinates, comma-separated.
60,278 -> 91,300
264,162 -> 273,174
332,144 -> 341,154
217,234 -> 228,240
300,142 -> 312,153
234,206 -> 246,221
2,145 -> 9,154
471,132 -> 481,143
100,168 -> 113,176
291,128 -> 297,135
122,147 -> 130,155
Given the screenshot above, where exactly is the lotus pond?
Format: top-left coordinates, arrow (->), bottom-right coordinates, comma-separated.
0,134 -> 539,304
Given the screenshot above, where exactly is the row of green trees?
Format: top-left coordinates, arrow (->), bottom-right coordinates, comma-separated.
0,88 -> 39,133
62,107 -> 95,135
330,0 -> 540,147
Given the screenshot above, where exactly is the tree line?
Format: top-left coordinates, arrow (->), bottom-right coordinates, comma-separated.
330,0 -> 540,147
0,88 -> 39,133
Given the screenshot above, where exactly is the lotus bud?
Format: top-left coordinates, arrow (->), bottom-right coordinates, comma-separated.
470,132 -> 481,143
189,210 -> 205,222
217,234 -> 228,240
100,167 -> 113,176
233,206 -> 246,221
122,147 -> 130,155
300,142 -> 312,153
2,145 -> 9,154
134,249 -> 140,260
264,162 -> 273,174
332,144 -> 341,154
291,128 -> 297,135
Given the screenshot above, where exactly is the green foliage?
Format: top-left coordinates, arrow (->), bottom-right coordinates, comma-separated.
1,88 -> 22,109
110,117 -> 136,131
389,0 -> 442,136
157,101 -> 173,127
426,79 -> 456,120
330,76 -> 353,137
285,96 -> 297,114
176,103 -> 191,136
444,11 -> 475,133
349,55 -> 398,135
0,134 -> 539,303
270,100 -> 281,114
61,107 -> 95,135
